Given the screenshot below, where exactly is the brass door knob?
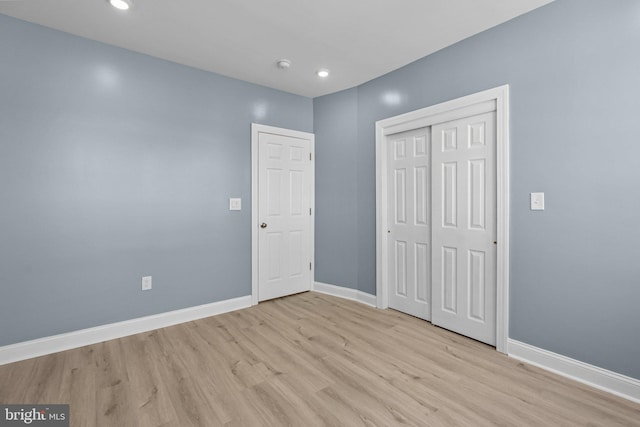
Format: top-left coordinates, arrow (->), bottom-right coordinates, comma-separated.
260,223 -> 267,229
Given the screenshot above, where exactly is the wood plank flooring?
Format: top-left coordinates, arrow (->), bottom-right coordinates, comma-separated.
0,292 -> 638,426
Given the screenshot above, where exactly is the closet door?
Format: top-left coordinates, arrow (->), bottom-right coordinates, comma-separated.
431,111 -> 497,345
387,127 -> 431,320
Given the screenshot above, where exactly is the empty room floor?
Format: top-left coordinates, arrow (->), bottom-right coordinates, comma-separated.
0,292 -> 638,426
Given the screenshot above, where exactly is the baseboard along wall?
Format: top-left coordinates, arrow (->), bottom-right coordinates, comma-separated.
2,285 -> 638,404
312,282 -> 377,307
313,281 -> 640,404
0,295 -> 252,366
508,339 -> 640,404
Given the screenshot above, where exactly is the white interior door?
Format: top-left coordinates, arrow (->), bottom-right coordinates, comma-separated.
431,111 -> 497,345
257,130 -> 313,301
387,127 -> 431,320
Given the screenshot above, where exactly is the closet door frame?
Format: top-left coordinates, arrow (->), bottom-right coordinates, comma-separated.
375,85 -> 510,354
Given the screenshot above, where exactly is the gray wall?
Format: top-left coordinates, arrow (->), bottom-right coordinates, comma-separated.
313,0 -> 640,380
313,89 -> 359,289
3,0 -> 639,382
0,14 -> 313,346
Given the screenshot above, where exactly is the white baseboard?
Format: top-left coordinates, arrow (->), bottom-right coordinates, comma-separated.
508,339 -> 640,404
0,295 -> 252,366
313,282 -> 377,307
6,293 -> 637,406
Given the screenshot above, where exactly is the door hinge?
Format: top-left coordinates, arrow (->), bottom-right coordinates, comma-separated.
309,262 -> 312,271
309,152 -> 312,161
309,207 -> 312,215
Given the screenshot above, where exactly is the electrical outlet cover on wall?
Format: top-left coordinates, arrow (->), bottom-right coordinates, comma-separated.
229,198 -> 242,210
530,192 -> 545,210
142,276 -> 152,291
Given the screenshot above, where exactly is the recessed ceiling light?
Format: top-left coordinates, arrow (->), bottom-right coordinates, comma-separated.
109,0 -> 131,11
277,59 -> 291,69
316,69 -> 330,78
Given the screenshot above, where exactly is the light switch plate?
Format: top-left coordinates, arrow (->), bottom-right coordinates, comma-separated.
530,192 -> 545,210
142,276 -> 152,291
229,198 -> 242,211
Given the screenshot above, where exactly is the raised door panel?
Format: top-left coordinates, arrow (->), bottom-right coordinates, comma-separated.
442,162 -> 457,228
395,240 -> 408,297
468,250 -> 486,321
441,246 -> 457,314
414,166 -> 428,226
415,243 -> 429,303
394,169 -> 407,225
267,232 -> 283,281
468,159 -> 486,230
289,169 -> 304,216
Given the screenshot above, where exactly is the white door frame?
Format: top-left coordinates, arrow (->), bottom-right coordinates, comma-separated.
375,85 -> 510,353
251,123 -> 315,306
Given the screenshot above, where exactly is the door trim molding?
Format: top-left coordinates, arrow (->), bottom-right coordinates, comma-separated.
251,123 -> 315,306
375,85 -> 510,353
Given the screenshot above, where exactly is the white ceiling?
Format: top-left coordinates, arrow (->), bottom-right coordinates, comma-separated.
0,0 -> 553,98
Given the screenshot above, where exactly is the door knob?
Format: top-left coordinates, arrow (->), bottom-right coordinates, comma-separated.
260,223 -> 267,229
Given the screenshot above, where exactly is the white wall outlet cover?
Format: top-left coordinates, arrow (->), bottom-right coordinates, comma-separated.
142,276 -> 152,291
530,192 -> 545,211
229,198 -> 242,211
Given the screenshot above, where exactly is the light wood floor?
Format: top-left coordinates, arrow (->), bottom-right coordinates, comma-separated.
0,292 -> 638,426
